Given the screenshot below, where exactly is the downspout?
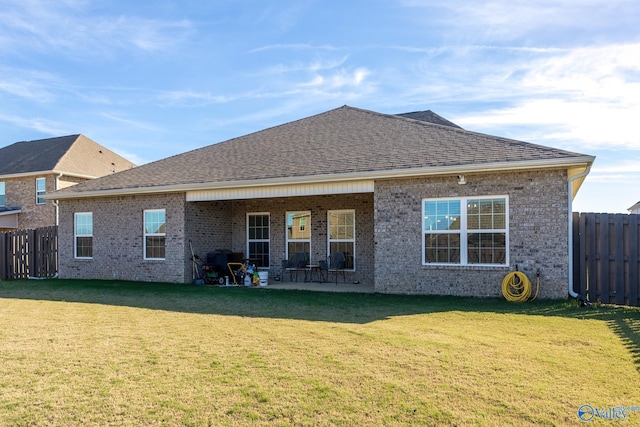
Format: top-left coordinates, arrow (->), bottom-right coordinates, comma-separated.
54,173 -> 63,226
567,164 -> 592,299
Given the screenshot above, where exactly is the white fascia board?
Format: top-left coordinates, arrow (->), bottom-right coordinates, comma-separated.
0,170 -> 53,180
0,209 -> 22,216
52,170 -> 100,180
49,156 -> 595,200
0,170 -> 98,180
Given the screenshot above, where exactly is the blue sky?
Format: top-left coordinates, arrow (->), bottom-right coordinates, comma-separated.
1,0 -> 638,213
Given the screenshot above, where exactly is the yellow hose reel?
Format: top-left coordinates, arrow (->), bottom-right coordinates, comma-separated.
502,269 -> 540,302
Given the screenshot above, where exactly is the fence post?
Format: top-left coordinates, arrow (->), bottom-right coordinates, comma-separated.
630,216 -> 639,306
0,232 -> 6,280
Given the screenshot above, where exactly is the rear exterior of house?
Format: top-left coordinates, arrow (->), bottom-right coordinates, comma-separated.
51,106 -> 594,298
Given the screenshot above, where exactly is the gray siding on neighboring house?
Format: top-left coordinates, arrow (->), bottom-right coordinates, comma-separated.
373,169 -> 569,298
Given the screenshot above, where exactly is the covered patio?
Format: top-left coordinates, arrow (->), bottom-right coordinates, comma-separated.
237,279 -> 375,293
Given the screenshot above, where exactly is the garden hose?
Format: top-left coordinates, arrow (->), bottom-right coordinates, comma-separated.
502,270 -> 540,302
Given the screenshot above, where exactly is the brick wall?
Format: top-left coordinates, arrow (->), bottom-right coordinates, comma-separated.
1,174 -> 92,231
2,174 -> 57,230
373,169 -> 570,298
57,169 -> 570,297
59,192 -> 374,284
58,193 -> 187,283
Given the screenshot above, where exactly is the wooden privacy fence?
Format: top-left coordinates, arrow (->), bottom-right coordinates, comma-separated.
573,213 -> 640,306
0,226 -> 58,280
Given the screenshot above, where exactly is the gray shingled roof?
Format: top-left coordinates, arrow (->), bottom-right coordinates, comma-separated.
0,134 -> 136,178
396,110 -> 463,129
54,105 -> 593,196
0,135 -> 79,175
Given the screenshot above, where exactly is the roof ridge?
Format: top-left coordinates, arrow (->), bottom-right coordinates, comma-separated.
16,134 -> 82,144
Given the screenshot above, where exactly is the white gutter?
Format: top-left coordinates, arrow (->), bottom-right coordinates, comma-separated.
567,163 -> 592,299
48,156 -> 596,200
0,170 -> 98,180
54,172 -> 63,226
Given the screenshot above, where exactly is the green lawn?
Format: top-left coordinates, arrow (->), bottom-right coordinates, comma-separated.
1,279 -> 639,426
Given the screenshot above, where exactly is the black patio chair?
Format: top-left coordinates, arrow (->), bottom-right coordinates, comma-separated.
281,252 -> 308,282
325,252 -> 346,284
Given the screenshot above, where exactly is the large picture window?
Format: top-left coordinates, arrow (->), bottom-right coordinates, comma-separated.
36,178 -> 46,204
247,213 -> 270,268
144,209 -> 166,260
286,211 -> 310,260
328,210 -> 355,270
74,212 -> 93,259
423,196 -> 508,266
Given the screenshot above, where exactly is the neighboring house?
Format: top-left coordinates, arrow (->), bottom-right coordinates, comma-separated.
0,135 -> 136,231
628,201 -> 640,214
50,106 -> 594,298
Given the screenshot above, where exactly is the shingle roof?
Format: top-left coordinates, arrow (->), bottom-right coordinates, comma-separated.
54,105 -> 594,196
395,110 -> 463,129
0,135 -> 78,175
0,134 -> 136,177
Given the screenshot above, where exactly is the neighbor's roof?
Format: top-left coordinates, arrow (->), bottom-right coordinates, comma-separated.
395,110 -> 463,129
0,134 -> 136,178
51,106 -> 594,199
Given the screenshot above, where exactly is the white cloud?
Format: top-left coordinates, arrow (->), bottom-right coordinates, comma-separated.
255,56 -> 349,76
100,113 -> 162,132
436,43 -> 640,150
0,113 -> 68,135
249,44 -> 338,54
0,65 -> 65,102
0,0 -> 193,56
400,0 -> 639,43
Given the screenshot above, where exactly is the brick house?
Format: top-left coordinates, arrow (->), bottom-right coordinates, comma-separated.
50,106 -> 594,298
0,135 -> 136,231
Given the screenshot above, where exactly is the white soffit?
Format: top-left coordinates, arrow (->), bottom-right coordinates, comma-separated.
186,180 -> 375,201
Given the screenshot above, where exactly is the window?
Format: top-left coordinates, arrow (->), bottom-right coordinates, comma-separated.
247,213 -> 270,268
36,178 -> 46,204
0,182 -> 5,206
144,209 -> 166,260
286,211 -> 310,260
423,196 -> 508,266
74,212 -> 93,259
328,210 -> 355,270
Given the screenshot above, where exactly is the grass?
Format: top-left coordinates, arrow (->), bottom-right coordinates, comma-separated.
0,279 -> 639,426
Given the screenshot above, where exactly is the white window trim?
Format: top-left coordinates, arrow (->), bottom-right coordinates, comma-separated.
36,177 -> 46,205
422,195 -> 509,267
286,211 -> 311,260
327,209 -> 356,271
0,181 -> 5,206
74,212 -> 93,259
246,212 -> 270,268
144,209 -> 166,260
